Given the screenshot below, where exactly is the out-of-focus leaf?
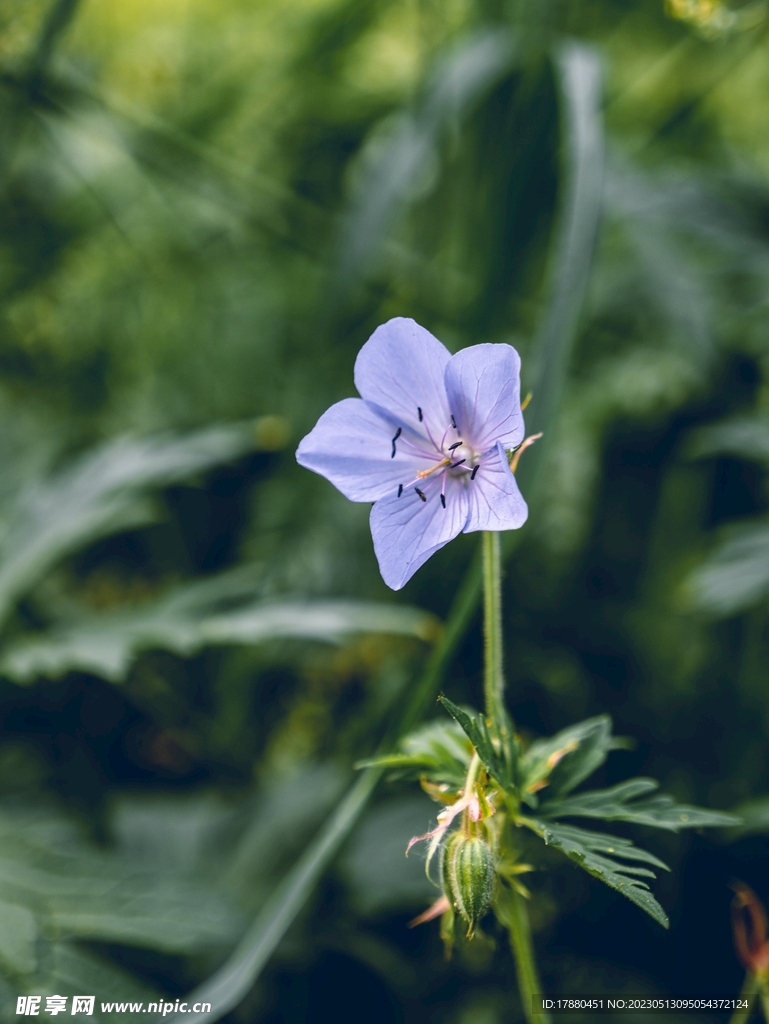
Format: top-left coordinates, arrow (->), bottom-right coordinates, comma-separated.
540,778 -> 739,830
723,796 -> 769,838
26,942 -> 156,1024
162,767 -> 382,1024
0,900 -> 37,975
335,27 -> 519,285
0,805 -> 242,953
0,424 -> 263,627
522,43 -> 604,447
357,718 -> 471,787
526,819 -> 670,928
687,416 -> 769,462
1,575 -> 439,683
520,715 -> 614,802
340,796 -> 440,916
604,162 -> 714,362
685,520 -> 769,616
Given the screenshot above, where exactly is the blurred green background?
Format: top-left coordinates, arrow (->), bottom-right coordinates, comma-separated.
1,0 -> 769,1020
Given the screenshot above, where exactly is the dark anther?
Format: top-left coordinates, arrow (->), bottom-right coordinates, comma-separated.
450,415 -> 457,429
440,494 -> 446,508
415,487 -> 427,502
449,459 -> 466,469
391,427 -> 402,458
417,407 -> 423,422
471,465 -> 479,480
448,441 -> 462,451
397,484 -> 403,497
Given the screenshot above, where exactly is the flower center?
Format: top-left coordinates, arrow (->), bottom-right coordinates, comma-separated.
447,442 -> 475,470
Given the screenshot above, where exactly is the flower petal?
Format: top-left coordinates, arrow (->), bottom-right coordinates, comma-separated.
464,441 -> 528,533
296,398 -> 426,502
354,318 -> 452,442
444,343 -> 524,451
370,475 -> 469,590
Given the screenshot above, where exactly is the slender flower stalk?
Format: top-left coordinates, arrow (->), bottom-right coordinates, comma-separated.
482,529 -> 546,1024
482,531 -> 505,730
506,887 -> 546,1024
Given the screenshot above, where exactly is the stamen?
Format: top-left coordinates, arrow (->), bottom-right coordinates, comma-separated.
398,484 -> 403,497
449,459 -> 466,469
448,441 -> 462,451
471,465 -> 479,480
391,427 -> 402,459
440,494 -> 446,508
414,487 -> 427,502
417,407 -> 423,422
450,415 -> 457,429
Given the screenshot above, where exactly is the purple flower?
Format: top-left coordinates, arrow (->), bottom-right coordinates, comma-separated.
296,317 -> 528,590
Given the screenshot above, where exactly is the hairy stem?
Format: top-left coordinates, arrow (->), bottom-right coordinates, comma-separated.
506,888 -> 547,1024
482,531 -> 505,727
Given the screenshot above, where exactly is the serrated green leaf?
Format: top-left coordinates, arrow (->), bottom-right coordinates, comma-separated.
437,696 -> 512,788
357,719 -> 471,787
527,819 -> 669,928
540,778 -> 739,831
520,715 -> 614,801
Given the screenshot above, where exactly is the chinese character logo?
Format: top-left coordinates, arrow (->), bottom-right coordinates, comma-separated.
16,996 -> 41,1016
45,997 -> 68,1016
70,998 -> 94,1016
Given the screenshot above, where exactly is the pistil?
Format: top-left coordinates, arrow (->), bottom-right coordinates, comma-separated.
416,457 -> 450,480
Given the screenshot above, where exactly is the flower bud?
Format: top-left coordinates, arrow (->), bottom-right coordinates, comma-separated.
441,831 -> 495,936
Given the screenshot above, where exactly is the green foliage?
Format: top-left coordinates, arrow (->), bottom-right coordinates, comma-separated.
0,797 -> 242,1023
416,706 -> 736,927
2,581 -> 438,683
0,425 -> 260,627
0,0 -> 766,1017
527,821 -> 671,929
539,778 -> 738,831
357,718 -> 471,787
438,695 -> 515,789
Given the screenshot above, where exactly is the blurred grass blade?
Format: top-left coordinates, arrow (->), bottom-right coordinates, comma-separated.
522,43 -> 604,450
0,424 -> 262,630
686,416 -> 769,462
2,588 -> 439,683
163,767 -> 381,1024
30,0 -> 82,80
684,520 -> 769,616
163,38 -> 606,1024
334,27 -> 518,287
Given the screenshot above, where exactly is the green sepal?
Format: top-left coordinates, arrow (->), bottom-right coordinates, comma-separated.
441,832 -> 495,936
525,818 -> 670,928
539,778 -> 740,831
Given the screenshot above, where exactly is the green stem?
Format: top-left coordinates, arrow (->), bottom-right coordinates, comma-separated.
506,888 -> 548,1024
482,531 -> 505,728
729,972 -> 760,1024
761,979 -> 769,1023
